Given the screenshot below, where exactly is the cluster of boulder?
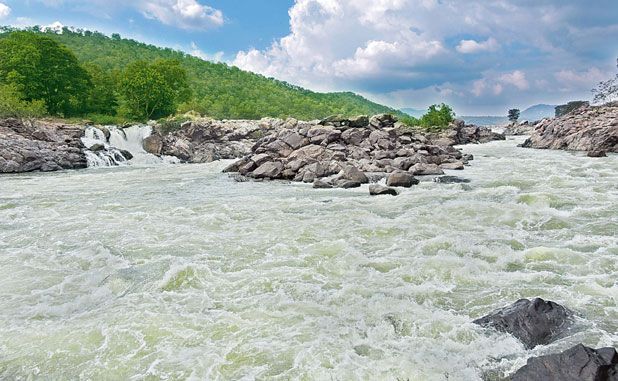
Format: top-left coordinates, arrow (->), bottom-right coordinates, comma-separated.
522,102 -> 618,157
0,118 -> 87,173
222,114 -> 501,194
473,298 -> 617,380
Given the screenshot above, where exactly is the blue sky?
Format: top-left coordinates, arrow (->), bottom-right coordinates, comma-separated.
1,0 -> 617,115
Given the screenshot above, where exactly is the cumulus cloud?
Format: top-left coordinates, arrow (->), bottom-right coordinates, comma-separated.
456,38 -> 500,54
140,0 -> 224,30
0,2 -> 10,19
500,70 -> 529,90
190,42 -> 224,62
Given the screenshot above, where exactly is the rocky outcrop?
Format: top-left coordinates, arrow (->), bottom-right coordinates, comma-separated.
224,114 -> 499,189
522,103 -> 618,153
503,121 -> 536,136
429,119 -> 506,146
511,344 -> 618,381
473,298 -> 571,349
0,118 -> 87,173
369,184 -> 398,196
159,118 -> 301,163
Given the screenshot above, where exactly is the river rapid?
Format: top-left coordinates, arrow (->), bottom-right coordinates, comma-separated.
0,137 -> 616,380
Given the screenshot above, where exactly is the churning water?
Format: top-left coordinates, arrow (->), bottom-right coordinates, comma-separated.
0,137 -> 616,380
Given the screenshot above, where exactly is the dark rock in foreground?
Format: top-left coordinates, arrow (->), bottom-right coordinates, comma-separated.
0,118 -> 87,173
588,149 -> 608,158
473,298 -> 571,349
511,344 -> 618,381
522,103 -> 618,153
433,176 -> 471,184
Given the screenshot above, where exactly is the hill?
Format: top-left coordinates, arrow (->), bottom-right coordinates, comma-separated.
520,104 -> 557,121
400,108 -> 426,118
0,26 -> 402,121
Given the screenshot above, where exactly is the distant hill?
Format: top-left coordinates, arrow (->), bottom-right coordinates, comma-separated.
0,26 -> 402,121
520,104 -> 556,121
400,108 -> 426,118
460,116 -> 509,126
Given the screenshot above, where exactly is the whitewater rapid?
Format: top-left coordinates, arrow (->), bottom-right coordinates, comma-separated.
0,137 -> 616,380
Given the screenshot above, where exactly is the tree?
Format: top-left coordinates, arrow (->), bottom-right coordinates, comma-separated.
555,101 -> 589,117
0,31 -> 90,116
82,63 -> 118,115
420,103 -> 455,129
592,58 -> 618,104
508,109 -> 520,122
119,59 -> 191,120
0,84 -> 47,122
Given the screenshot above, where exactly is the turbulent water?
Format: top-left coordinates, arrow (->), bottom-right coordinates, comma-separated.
0,137 -> 616,380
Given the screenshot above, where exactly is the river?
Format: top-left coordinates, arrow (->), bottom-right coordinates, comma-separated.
0,137 -> 616,380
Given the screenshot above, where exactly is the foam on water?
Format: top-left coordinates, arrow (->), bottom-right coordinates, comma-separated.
0,137 -> 616,380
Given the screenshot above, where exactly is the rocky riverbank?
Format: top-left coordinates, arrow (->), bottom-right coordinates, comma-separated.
0,118 -> 87,173
222,114 -> 503,192
522,102 -> 618,155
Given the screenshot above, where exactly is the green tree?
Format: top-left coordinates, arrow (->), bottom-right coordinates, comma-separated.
508,108 -> 520,122
119,59 -> 191,120
420,103 -> 455,129
82,63 -> 118,115
0,83 -> 47,121
0,31 -> 90,116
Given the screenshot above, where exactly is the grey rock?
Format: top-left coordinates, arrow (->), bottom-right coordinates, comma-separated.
369,185 -> 398,196
142,134 -> 163,155
473,298 -> 571,349
386,172 -> 419,188
341,165 -> 369,183
588,150 -> 607,157
511,344 -> 618,381
440,161 -> 465,170
251,161 -> 283,179
313,179 -> 333,189
433,176 -> 470,184
410,163 -> 444,176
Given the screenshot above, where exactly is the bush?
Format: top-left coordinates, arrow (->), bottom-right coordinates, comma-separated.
0,84 -> 47,120
420,104 -> 455,130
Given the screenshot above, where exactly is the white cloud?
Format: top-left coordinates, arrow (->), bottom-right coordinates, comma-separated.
554,68 -> 606,88
500,70 -> 529,90
456,38 -> 500,54
189,42 -> 224,62
139,0 -> 223,30
0,2 -> 10,19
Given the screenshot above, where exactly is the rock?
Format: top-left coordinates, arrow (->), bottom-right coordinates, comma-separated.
588,150 -> 607,158
440,161 -> 464,170
369,185 -> 399,196
340,165 -> 369,183
335,180 -> 362,189
511,344 -> 618,381
313,179 -> 333,189
522,103 -> 618,153
142,134 -> 163,155
410,163 -> 444,176
250,153 -> 273,167
433,176 -> 470,184
349,115 -> 369,128
386,172 -> 419,188
251,161 -> 283,179
473,298 -> 571,349
89,143 -> 105,152
119,150 -> 134,161
222,160 -> 241,173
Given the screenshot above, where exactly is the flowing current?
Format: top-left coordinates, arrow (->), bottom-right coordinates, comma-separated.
0,137 -> 616,380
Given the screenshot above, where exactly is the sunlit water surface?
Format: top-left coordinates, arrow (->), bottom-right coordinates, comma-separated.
0,137 -> 616,380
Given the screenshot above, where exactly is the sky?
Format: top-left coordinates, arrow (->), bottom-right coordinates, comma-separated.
1,0 -> 617,115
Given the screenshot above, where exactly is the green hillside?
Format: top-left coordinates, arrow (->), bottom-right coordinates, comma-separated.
0,26 -> 402,121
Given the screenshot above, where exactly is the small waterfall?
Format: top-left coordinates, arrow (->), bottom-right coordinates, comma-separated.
81,126 -> 179,168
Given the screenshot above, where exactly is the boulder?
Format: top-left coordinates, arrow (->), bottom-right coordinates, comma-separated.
473,298 -> 571,349
340,165 -> 369,183
511,344 -> 618,381
440,161 -> 465,170
251,161 -> 283,179
386,172 -> 419,188
410,163 -> 444,176
313,179 -> 333,189
433,176 -> 470,184
369,185 -> 399,196
335,179 -> 362,189
349,115 -> 369,128
142,134 -> 163,155
588,150 -> 607,158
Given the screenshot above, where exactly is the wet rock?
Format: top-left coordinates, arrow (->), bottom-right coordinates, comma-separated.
473,298 -> 571,349
433,176 -> 470,184
142,134 -> 163,155
440,161 -> 465,170
90,143 -> 105,152
335,179 -> 362,189
119,150 -> 134,161
588,149 -> 607,158
313,179 -> 333,189
511,344 -> 618,381
386,172 -> 419,188
369,185 -> 398,196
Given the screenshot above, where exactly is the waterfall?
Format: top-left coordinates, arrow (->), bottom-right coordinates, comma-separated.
81,126 -> 179,168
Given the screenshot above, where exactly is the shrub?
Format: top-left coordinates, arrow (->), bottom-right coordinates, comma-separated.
0,84 -> 47,121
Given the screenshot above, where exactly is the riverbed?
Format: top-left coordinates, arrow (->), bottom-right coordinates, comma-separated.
0,137 -> 616,380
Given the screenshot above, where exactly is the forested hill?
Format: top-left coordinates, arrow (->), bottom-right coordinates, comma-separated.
0,26 -> 401,120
